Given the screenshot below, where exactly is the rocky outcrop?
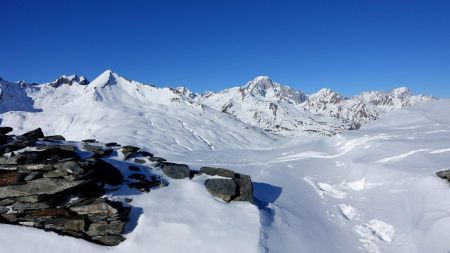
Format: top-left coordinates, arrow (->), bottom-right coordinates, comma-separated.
201,167 -> 254,203
160,162 -> 191,179
0,128 -> 129,246
0,126 -> 256,246
436,170 -> 450,182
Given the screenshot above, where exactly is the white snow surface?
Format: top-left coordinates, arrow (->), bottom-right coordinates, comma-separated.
0,71 -> 449,252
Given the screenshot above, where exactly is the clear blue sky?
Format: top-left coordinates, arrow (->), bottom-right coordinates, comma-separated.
1,0 -> 449,97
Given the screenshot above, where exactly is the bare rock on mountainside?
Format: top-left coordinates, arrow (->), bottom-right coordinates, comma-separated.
202,167 -> 254,203
0,126 -> 256,246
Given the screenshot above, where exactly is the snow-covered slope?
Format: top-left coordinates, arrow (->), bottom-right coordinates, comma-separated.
0,87 -> 448,253
168,99 -> 450,253
0,71 -> 279,155
199,76 -> 435,136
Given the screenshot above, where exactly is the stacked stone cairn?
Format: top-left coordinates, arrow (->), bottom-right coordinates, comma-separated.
0,126 -> 255,246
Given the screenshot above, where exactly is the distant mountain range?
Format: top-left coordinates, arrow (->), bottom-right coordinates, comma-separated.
0,71 -> 436,149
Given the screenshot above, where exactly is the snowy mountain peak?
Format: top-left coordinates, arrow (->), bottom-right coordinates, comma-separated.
49,74 -> 89,87
174,86 -> 197,99
355,86 -> 434,111
235,76 -> 307,104
391,87 -> 410,99
239,75 -> 276,97
309,88 -> 345,104
90,69 -> 122,88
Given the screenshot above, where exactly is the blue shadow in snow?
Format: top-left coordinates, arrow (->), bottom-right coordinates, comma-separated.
253,182 -> 282,226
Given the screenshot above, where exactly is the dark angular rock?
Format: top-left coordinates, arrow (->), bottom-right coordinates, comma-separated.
44,135 -> 66,141
204,178 -> 237,202
43,135 -> 66,141
233,174 -> 254,203
0,178 -> 90,199
0,127 -> 13,135
83,143 -> 103,152
127,173 -> 161,192
14,147 -> 79,165
91,159 -> 123,186
0,198 -> 16,206
199,167 -> 236,178
3,140 -> 36,154
436,170 -> 450,180
134,158 -> 146,164
135,151 -> 153,157
160,162 -> 190,179
82,139 -> 97,143
149,156 -> 166,162
105,142 -> 119,147
36,144 -> 75,152
20,128 -> 44,141
120,146 -> 140,159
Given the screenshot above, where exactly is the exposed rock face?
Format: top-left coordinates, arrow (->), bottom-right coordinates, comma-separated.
0,127 -> 13,135
205,179 -> 237,202
160,162 -> 191,179
49,75 -> 89,88
202,167 -> 254,203
120,145 -> 140,159
0,126 -> 256,246
0,128 -> 130,246
436,170 -> 450,181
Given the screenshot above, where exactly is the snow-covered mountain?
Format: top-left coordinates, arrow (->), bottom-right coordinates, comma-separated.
0,71 -> 435,144
0,70 -> 448,253
199,76 -> 435,135
0,71 -> 279,154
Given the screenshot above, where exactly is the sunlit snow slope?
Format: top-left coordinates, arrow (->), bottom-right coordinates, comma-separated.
168,100 -> 450,253
0,70 -> 279,155
0,71 -> 448,253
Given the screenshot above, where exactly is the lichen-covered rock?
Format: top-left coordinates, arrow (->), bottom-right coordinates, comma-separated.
0,178 -> 89,199
205,178 -> 237,202
233,174 -> 254,203
203,169 -> 254,203
161,162 -> 190,179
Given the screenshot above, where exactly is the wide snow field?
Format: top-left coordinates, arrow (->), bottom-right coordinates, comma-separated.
1,100 -> 450,253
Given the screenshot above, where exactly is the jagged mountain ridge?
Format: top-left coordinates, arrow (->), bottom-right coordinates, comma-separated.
0,71 -> 436,140
198,76 -> 435,135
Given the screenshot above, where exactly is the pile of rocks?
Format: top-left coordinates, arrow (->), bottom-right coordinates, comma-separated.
0,126 -> 255,246
0,127 -> 130,246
